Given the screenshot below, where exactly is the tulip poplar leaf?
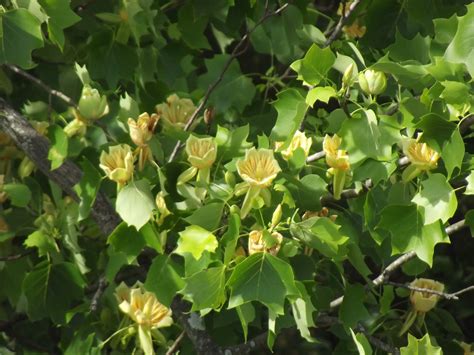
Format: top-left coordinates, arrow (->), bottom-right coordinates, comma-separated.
175,225 -> 218,260
227,253 -> 300,315
466,172 -> 474,195
291,44 -> 335,85
412,174 -> 457,225
400,334 -> 442,355
116,180 -> 155,231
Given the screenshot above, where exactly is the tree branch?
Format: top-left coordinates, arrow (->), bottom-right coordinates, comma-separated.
165,331 -> 186,355
4,64 -> 77,108
324,0 -> 363,47
167,2 -> 289,162
386,281 -> 474,301
0,250 -> 34,262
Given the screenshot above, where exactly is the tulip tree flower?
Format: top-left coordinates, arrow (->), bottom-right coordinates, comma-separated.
358,69 -> 386,96
275,130 -> 312,161
399,278 -> 445,335
115,282 -> 173,355
402,137 -> 440,183
248,230 -> 283,256
99,144 -> 134,187
128,113 -> 160,171
323,134 -> 351,200
177,135 -> 217,200
236,148 -> 281,219
155,94 -> 196,130
65,85 -> 109,137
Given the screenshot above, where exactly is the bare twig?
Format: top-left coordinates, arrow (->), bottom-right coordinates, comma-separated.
306,150 -> 326,163
386,281 -> 474,301
166,331 -> 186,355
0,250 -> 34,262
329,218 -> 467,309
355,324 -> 400,355
5,64 -> 77,108
324,0 -> 362,47
167,3 -> 290,162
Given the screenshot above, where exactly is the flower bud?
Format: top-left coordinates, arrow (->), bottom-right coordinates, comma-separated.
225,171 -> 236,187
409,278 -> 444,313
155,191 -> 171,224
18,157 -> 35,179
128,113 -> 159,146
78,85 -> 109,121
358,70 -> 386,96
99,144 -> 134,186
342,63 -> 356,88
204,107 -> 215,125
271,204 -> 282,229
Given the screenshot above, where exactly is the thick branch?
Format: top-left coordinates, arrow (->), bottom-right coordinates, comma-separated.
167,3 -> 289,162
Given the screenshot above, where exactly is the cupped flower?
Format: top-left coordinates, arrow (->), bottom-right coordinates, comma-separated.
409,278 -> 445,314
275,131 -> 312,160
117,286 -> 173,329
99,144 -> 134,185
323,134 -> 350,171
248,230 -> 283,256
155,94 -> 196,129
237,148 -> 281,188
402,139 -> 440,171
78,85 -> 109,121
128,113 -> 160,146
358,69 -> 387,96
185,135 -> 217,169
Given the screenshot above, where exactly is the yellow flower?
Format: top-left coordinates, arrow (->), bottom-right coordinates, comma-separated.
116,283 -> 173,329
409,278 -> 445,313
99,144 -> 134,186
275,131 -> 312,160
78,85 -> 109,121
155,191 -> 171,224
155,94 -> 196,129
248,230 -> 283,256
323,134 -> 350,171
128,113 -> 160,147
185,135 -> 217,169
459,342 -> 474,355
403,139 -> 440,171
343,19 -> 367,39
237,148 -> 281,188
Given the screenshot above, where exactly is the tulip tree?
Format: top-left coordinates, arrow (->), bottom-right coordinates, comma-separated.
1,0 -> 474,354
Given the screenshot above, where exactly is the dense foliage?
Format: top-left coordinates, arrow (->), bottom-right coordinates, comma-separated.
1,0 -> 474,353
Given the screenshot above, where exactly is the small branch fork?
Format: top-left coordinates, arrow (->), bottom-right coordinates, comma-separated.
324,0 -> 363,47
167,2 -> 290,163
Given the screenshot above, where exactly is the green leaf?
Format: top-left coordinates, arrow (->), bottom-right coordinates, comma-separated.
197,54 -> 256,113
107,222 -> 146,263
412,174 -> 457,225
284,174 -> 327,211
177,2 -> 210,50
38,0 -> 80,49
290,217 -> 349,258
415,114 -> 456,152
116,180 -> 155,230
444,3 -> 474,77
306,86 -> 337,107
0,9 -> 44,68
291,44 -> 335,85
24,230 -> 58,257
291,282 -> 316,342
184,202 -> 224,231
465,171 -> 474,195
215,124 -> 252,160
221,212 -> 241,265
73,158 -> 101,220
270,88 -> 308,143
175,225 -> 218,260
145,255 -> 185,307
388,30 -> 431,64
400,334 -> 442,355
339,110 -> 386,165
47,124 -> 68,170
442,128 -> 464,179
440,81 -> 470,106
339,284 -> 370,328
180,265 -> 226,311
3,183 -> 31,207
236,303 -> 255,342
350,329 -> 373,355
227,253 -> 300,314
23,261 -> 85,323
377,205 -> 449,265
